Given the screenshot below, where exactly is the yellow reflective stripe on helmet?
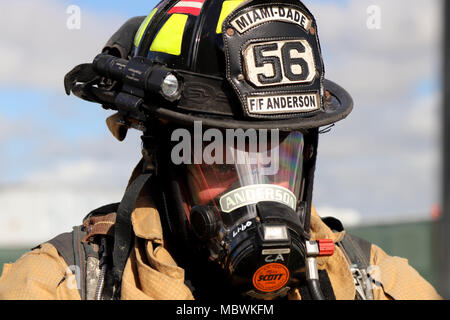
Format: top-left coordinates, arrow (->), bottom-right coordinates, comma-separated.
150,14 -> 188,56
134,8 -> 158,48
216,0 -> 244,34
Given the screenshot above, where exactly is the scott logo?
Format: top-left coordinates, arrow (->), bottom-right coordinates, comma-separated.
253,263 -> 290,292
258,274 -> 284,281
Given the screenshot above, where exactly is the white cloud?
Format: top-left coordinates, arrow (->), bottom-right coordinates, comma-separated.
0,113 -> 40,143
0,0 -> 125,90
306,0 -> 442,103
403,93 -> 442,141
25,159 -> 122,188
0,186 -> 124,246
0,155 -> 142,246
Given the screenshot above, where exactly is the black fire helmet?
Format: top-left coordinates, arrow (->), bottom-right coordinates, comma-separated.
67,0 -> 353,132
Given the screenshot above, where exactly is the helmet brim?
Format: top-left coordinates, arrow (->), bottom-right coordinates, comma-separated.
148,79 -> 353,131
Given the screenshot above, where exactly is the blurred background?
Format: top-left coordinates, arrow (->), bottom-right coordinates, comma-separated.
0,0 -> 446,297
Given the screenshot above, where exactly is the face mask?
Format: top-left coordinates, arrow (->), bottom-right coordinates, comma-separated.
184,131 -> 313,299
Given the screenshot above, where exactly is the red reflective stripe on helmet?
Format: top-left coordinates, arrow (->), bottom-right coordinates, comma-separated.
168,0 -> 206,16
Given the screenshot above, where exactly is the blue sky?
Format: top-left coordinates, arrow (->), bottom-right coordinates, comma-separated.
60,0 -> 350,17
62,0 -> 159,16
62,0 -> 349,15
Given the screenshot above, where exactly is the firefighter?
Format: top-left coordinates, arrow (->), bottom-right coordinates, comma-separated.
0,0 -> 441,300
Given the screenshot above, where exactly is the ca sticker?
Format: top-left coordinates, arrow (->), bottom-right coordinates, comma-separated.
252,263 -> 290,293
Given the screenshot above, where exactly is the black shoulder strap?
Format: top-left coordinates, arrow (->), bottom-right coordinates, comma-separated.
339,234 -> 372,270
339,233 -> 374,300
72,225 -> 87,299
110,172 -> 153,299
44,169 -> 153,300
321,216 -> 372,268
47,232 -> 74,268
322,216 -> 374,300
46,203 -> 121,300
46,226 -> 87,299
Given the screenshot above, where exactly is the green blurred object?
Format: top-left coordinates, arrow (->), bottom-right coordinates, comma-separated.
0,248 -> 29,275
348,220 -> 438,288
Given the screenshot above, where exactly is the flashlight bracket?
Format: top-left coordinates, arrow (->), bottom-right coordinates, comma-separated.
92,54 -> 179,101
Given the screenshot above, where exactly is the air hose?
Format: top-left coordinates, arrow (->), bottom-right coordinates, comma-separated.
305,242 -> 327,300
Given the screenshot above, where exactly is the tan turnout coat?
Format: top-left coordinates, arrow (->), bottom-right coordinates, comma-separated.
0,161 -> 442,300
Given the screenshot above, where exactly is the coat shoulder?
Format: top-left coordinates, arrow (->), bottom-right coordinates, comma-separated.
0,242 -> 80,300
370,244 -> 442,300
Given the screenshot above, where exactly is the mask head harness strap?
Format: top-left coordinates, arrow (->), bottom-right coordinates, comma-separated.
108,136 -> 157,299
